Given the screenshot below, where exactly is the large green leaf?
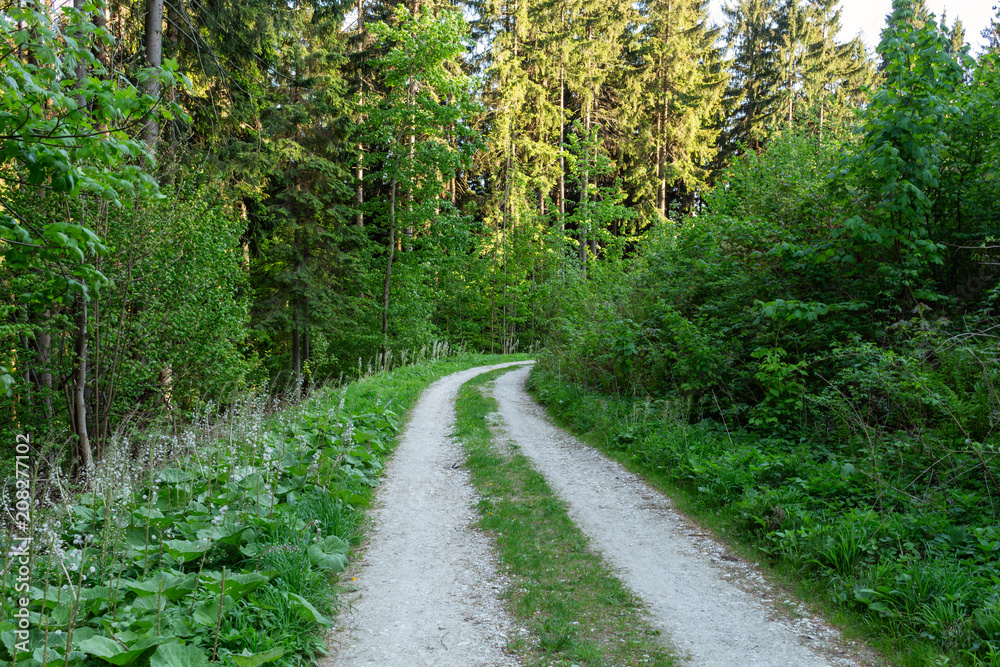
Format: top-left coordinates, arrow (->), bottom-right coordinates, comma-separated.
149,642 -> 210,667
163,540 -> 212,563
283,593 -> 332,628
77,636 -> 161,665
307,536 -> 349,573
200,572 -> 270,599
230,648 -> 284,667
196,523 -> 253,547
125,573 -> 197,601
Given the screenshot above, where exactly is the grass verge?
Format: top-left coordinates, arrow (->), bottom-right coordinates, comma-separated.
454,368 -> 677,667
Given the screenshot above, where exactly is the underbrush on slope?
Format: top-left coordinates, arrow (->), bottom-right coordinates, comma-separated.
0,354 -> 525,667
529,367 -> 1000,667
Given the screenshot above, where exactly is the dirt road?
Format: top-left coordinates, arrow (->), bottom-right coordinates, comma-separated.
325,362 -> 530,667
328,362 -> 872,666
492,364 -> 871,666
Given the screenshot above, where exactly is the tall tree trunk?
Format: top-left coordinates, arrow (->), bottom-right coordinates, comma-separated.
291,227 -> 303,384
143,0 -> 164,157
31,311 -> 53,421
73,299 -> 93,474
406,131 -> 415,251
557,2 -> 566,228
381,178 -> 397,367
579,104 -> 591,275
291,321 -> 300,379
356,0 -> 365,227
73,0 -> 89,108
657,100 -> 665,216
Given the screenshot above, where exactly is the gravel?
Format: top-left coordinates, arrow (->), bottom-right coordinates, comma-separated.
326,361 -> 881,667
323,362 -> 530,667
490,364 -> 881,667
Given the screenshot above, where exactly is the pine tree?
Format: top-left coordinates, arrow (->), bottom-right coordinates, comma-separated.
800,0 -> 876,137
719,0 -> 782,159
774,0 -> 810,129
620,0 -> 726,215
249,2 -> 357,384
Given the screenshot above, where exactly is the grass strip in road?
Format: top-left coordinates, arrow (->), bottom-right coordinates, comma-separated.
455,368 -> 677,667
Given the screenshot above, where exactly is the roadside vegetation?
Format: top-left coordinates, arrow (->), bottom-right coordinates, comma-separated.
0,353 -> 521,667
455,368 -> 676,667
527,14 -> 1000,664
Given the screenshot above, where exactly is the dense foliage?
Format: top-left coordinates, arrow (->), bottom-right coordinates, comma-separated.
531,4 -> 1000,662
0,354 -> 520,666
2,0 -> 1000,661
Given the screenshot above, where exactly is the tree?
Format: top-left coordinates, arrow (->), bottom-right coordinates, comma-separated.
800,0 -> 875,138
364,6 -> 481,363
822,0 -> 970,299
719,0 -> 782,159
622,0 -> 726,216
0,1 -> 182,471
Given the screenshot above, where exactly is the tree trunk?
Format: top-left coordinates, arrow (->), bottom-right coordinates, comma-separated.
381,178 -> 397,367
291,322 -> 300,379
143,0 -> 164,157
31,311 -> 53,421
73,0 -> 89,108
579,105 -> 591,275
557,3 -> 566,228
356,0 -> 365,227
73,298 -> 93,474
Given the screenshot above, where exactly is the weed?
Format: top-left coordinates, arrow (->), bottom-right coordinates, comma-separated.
0,353 -> 530,667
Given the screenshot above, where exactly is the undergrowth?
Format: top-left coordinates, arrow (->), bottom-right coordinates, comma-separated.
455,367 -> 676,667
528,367 -> 1000,667
0,352 -> 528,667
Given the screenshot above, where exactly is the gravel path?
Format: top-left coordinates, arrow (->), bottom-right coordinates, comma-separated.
491,364 -> 876,667
324,362 -> 530,667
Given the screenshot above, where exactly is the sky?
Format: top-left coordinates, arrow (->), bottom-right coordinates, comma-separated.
709,0 -> 997,55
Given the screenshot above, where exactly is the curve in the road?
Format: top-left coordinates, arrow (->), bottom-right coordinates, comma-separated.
492,364 -> 869,667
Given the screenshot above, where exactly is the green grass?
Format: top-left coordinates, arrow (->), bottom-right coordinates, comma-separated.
454,368 -> 677,667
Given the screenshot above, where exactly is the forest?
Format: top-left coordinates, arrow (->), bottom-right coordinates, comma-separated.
2,0 -> 1000,662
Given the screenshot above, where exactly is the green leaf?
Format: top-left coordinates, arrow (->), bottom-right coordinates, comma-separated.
149,642 -> 210,667
77,636 -> 161,665
307,535 -> 350,573
124,573 -> 197,600
283,592 -> 333,628
191,595 -> 235,627
230,648 -> 285,667
163,539 -> 212,563
201,572 -> 270,599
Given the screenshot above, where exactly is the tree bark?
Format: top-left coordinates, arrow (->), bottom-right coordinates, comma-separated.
381,177 -> 397,367
579,105 -> 591,275
356,0 -> 365,227
557,2 -> 566,227
143,0 -> 164,157
73,298 -> 93,474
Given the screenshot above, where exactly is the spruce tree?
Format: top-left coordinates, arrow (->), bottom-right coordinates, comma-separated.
800,0 -> 876,137
719,0 -> 782,160
620,0 -> 726,215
